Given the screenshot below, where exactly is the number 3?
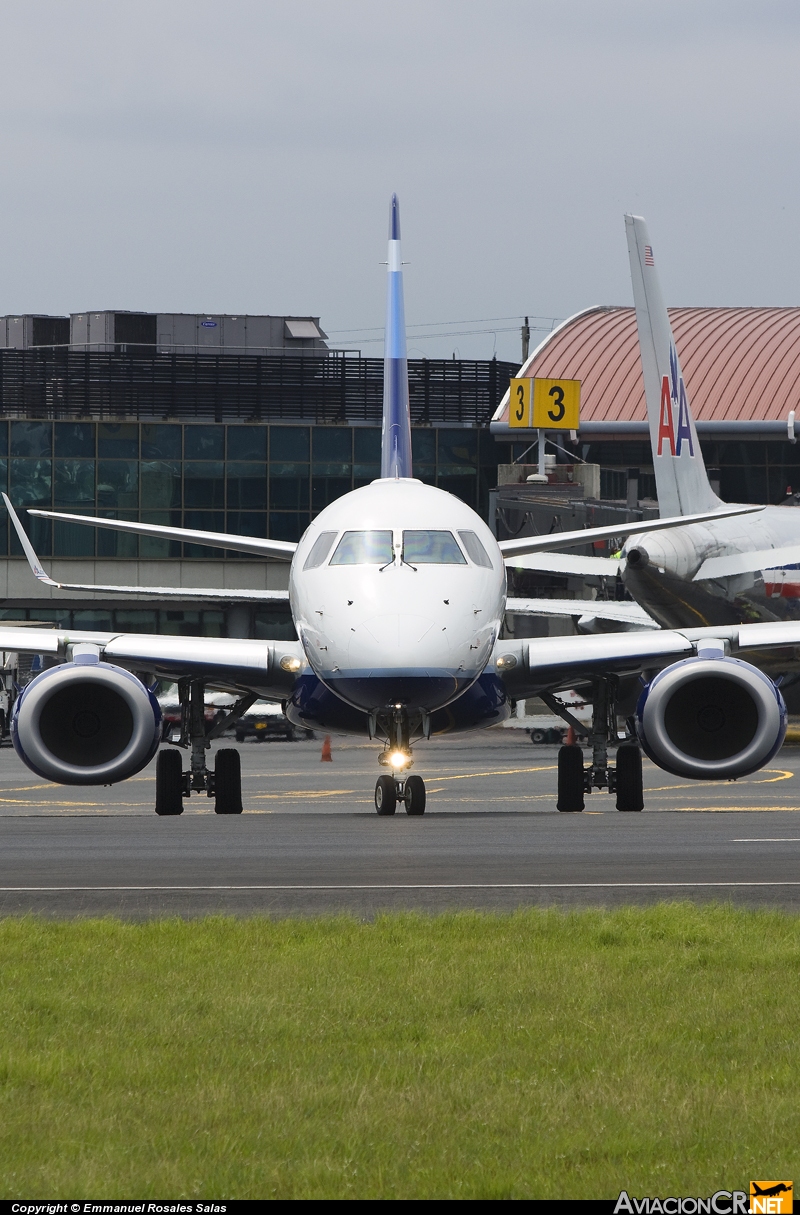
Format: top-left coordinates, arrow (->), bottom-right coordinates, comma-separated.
547,384 -> 565,422
515,383 -> 525,422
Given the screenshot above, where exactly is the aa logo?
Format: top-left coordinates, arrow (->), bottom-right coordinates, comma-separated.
750,1180 -> 792,1214
656,342 -> 695,459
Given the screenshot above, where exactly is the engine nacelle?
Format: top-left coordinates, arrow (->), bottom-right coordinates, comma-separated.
637,655 -> 786,780
12,661 -> 162,785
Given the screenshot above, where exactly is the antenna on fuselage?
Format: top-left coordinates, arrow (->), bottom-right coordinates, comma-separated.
380,194 -> 413,480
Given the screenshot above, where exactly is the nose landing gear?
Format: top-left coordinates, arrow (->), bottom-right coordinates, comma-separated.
373,705 -> 426,815
374,772 -> 427,816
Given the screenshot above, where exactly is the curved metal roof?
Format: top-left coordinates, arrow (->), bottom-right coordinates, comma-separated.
493,306 -> 800,426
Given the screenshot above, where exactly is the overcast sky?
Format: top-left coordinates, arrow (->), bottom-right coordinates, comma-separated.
1,0 -> 799,361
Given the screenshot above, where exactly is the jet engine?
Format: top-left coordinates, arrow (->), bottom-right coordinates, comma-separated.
637,654 -> 786,780
12,659 -> 162,785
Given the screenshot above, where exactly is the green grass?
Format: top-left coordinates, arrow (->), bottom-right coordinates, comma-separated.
0,906 -> 798,1199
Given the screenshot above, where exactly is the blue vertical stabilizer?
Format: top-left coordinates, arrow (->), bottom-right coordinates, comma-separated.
380,194 -> 413,479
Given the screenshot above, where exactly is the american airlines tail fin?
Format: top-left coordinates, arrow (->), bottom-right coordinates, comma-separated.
381,194 -> 413,479
625,214 -> 720,518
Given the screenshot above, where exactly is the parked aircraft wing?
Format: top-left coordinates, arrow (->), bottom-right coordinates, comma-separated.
503,552 -> 621,576
497,504 -> 762,559
24,503 -> 297,560
694,544 -> 800,581
506,597 -> 658,628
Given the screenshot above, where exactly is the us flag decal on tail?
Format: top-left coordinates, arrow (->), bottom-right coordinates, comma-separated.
644,245 -> 655,266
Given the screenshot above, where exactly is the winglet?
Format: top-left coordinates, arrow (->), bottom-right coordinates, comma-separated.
2,493 -> 61,588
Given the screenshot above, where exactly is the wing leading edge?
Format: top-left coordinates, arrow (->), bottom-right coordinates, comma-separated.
25,505 -> 297,560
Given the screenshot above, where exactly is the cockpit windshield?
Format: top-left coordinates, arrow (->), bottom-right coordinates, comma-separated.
402,530 -> 467,565
329,530 -> 394,565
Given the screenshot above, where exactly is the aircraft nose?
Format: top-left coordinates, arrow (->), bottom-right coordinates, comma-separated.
353,614 -> 443,665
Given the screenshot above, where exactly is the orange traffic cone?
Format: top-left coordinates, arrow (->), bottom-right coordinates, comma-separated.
320,735 -> 332,762
566,726 -> 576,746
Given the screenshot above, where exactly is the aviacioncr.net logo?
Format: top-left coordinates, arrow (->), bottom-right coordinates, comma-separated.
614,1191 -> 748,1214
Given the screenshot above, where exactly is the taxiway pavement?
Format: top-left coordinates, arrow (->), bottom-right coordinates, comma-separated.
0,729 -> 798,916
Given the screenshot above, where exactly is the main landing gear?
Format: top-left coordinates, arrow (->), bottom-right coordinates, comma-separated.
373,705 -> 426,815
555,677 -> 644,813
155,680 -> 256,816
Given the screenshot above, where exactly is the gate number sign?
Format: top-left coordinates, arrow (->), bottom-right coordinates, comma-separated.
509,377 -> 581,429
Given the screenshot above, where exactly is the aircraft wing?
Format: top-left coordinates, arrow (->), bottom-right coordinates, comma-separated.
503,552 -> 620,577
694,543 -> 800,581
493,618 -> 800,700
27,500 -> 761,564
0,623 -> 305,696
497,504 -> 763,560
4,496 -> 290,603
24,502 -> 297,560
506,597 -> 658,628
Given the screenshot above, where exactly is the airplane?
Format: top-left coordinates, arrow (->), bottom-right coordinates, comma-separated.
1,196 -> 796,816
751,1184 -> 792,1197
511,216 -> 800,642
621,214 -> 800,635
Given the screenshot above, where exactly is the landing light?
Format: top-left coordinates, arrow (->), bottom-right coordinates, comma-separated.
280,655 -> 303,672
380,748 -> 413,771
496,653 -> 517,671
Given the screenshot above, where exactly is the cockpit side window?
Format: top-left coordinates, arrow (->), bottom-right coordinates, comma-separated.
458,530 -> 493,568
402,530 -> 467,564
303,531 -> 338,570
329,530 -> 394,565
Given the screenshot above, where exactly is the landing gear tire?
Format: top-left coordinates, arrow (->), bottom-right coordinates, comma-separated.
375,775 -> 397,816
155,748 -> 184,816
615,743 -> 643,812
214,748 -> 243,814
404,774 -> 426,815
557,744 -> 585,812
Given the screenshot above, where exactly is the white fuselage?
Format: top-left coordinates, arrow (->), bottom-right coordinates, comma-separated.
289,479 -> 506,713
622,505 -> 800,626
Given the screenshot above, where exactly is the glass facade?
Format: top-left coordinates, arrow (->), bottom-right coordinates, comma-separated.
2,422 -> 508,558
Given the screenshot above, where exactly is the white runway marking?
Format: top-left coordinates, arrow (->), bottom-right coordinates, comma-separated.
2,882 -> 800,892
732,837 -> 800,842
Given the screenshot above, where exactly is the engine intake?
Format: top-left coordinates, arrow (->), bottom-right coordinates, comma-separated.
637,655 -> 786,780
12,662 -> 162,785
